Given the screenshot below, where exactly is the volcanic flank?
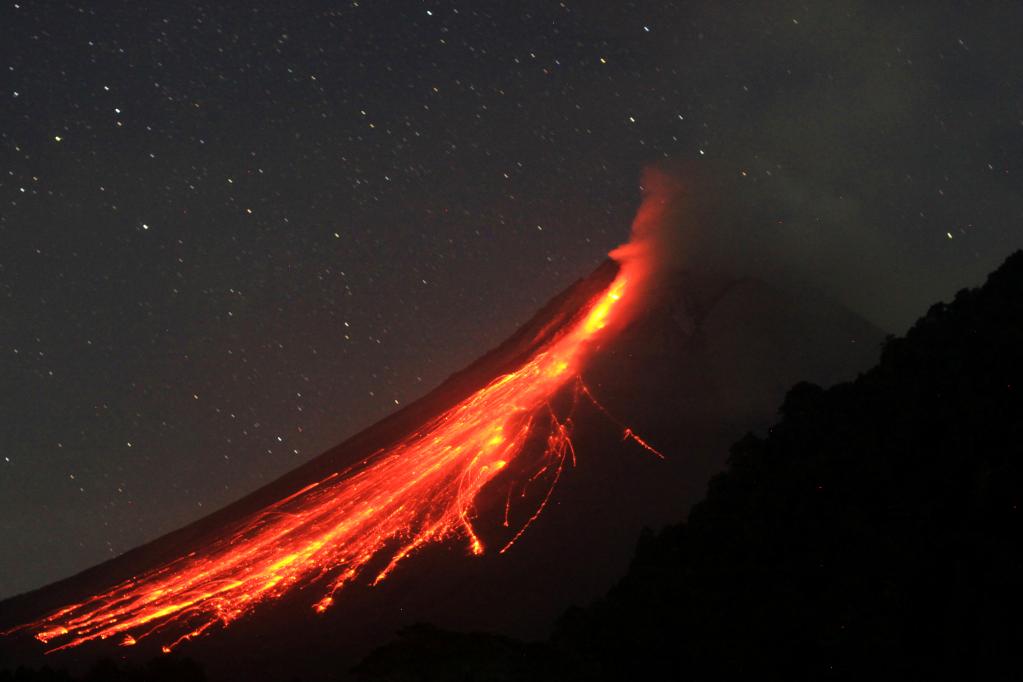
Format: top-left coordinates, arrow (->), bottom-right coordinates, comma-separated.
0,175 -> 884,681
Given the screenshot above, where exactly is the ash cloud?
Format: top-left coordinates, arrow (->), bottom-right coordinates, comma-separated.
615,160 -> 913,333
619,0 -> 1023,332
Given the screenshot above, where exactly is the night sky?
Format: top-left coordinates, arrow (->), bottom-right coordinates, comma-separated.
3,1 -> 1022,597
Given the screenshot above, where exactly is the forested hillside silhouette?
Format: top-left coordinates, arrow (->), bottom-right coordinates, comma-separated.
356,250 -> 1023,681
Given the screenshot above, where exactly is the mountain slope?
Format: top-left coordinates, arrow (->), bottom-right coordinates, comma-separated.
1,260 -> 882,681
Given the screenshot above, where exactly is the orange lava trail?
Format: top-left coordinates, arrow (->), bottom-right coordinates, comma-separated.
578,379 -> 666,459
8,266 -> 657,654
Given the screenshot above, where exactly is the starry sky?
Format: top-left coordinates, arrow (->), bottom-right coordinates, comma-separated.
2,1 -> 1022,597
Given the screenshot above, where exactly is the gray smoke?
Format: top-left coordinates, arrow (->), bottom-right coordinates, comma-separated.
625,0 -> 1023,332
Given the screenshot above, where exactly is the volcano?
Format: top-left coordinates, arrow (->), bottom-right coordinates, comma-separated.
0,267 -> 881,679
0,229 -> 883,680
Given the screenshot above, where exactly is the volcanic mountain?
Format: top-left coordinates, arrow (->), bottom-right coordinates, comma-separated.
0,246 -> 883,681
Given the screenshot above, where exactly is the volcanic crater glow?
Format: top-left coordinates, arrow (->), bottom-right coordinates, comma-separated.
12,261 -> 659,654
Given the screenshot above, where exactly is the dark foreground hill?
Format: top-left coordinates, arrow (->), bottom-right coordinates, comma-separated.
355,251 -> 1023,681
0,261 -> 882,681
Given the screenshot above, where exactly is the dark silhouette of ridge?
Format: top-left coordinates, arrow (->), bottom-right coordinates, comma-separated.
353,250 -> 1023,681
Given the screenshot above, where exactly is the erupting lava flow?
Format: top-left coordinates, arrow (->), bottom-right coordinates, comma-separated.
9,244 -> 662,655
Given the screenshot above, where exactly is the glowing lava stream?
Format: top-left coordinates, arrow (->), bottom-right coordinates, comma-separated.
14,258 -> 660,654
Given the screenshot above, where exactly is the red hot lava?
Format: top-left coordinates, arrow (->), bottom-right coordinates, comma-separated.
10,239 -> 660,654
